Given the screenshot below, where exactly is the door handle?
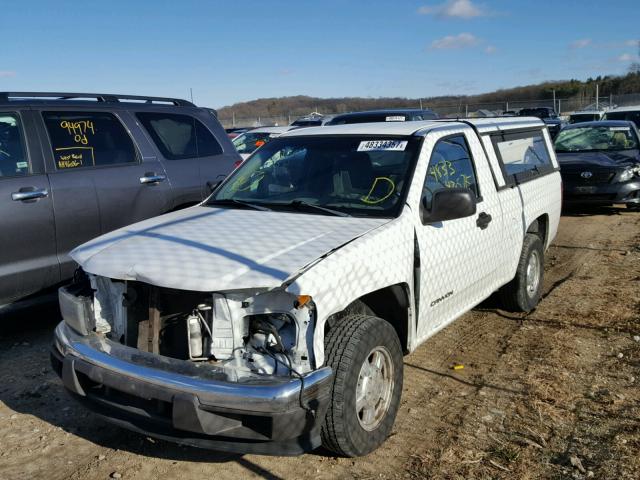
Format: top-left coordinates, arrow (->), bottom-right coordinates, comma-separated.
11,188 -> 49,201
139,173 -> 167,184
476,212 -> 492,230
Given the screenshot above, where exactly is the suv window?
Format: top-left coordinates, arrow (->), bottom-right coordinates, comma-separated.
0,113 -> 29,177
492,130 -> 552,181
137,112 -> 223,160
43,112 -> 137,169
423,135 -> 479,209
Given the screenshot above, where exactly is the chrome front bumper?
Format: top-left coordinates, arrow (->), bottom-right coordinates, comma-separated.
52,322 -> 332,455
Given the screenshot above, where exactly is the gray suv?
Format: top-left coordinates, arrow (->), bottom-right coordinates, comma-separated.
0,92 -> 240,306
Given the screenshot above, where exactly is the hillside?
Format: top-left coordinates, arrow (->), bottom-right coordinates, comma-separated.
217,71 -> 640,125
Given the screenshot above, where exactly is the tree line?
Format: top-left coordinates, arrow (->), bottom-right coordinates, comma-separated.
217,71 -> 640,122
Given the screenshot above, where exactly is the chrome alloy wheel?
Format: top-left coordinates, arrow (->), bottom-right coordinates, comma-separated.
355,346 -> 394,431
526,250 -> 541,298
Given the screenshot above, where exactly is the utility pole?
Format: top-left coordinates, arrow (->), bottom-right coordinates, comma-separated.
552,89 -> 556,112
419,98 -> 423,109
189,88 -> 194,103
596,83 -> 599,110
232,111 -> 235,127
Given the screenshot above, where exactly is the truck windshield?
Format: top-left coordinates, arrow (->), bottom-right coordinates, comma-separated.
209,136 -> 422,217
554,126 -> 639,153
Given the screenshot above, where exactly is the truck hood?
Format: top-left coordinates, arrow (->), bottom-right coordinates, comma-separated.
71,206 -> 389,292
557,150 -> 640,168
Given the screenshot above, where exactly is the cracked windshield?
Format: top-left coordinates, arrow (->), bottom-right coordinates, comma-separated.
210,136 -> 422,217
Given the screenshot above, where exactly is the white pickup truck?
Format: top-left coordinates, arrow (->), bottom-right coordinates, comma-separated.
52,117 -> 562,457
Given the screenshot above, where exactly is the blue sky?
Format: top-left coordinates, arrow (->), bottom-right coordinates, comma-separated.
1,0 -> 638,108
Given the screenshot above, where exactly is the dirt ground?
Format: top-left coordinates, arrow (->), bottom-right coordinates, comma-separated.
1,206 -> 639,480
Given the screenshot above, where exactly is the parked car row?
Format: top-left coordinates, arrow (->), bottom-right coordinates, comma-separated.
227,106 -> 640,212
227,109 -> 440,160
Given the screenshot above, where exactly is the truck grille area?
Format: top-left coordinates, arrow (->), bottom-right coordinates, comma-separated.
561,168 -> 615,185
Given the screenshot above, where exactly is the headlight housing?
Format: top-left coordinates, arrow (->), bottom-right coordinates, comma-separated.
617,168 -> 634,183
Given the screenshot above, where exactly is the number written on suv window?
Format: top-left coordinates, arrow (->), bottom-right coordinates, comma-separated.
137,112 -> 223,160
43,112 -> 138,169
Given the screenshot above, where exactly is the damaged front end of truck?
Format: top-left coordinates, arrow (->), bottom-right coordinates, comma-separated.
51,270 -> 332,455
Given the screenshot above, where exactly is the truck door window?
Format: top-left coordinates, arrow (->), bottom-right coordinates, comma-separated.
137,112 -> 223,160
43,112 -> 138,169
423,135 -> 479,209
491,129 -> 553,185
0,114 -> 29,177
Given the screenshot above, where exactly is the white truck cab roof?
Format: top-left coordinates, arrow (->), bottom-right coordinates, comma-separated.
280,117 -> 545,138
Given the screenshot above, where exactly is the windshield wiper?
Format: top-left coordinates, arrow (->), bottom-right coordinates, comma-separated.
288,200 -> 351,217
207,198 -> 272,211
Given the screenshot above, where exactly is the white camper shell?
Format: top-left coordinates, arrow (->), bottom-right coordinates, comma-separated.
53,117 -> 562,457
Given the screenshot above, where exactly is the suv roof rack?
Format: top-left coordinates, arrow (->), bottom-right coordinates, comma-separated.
0,92 -> 195,107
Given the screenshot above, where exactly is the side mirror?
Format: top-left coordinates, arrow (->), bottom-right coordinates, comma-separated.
421,188 -> 477,224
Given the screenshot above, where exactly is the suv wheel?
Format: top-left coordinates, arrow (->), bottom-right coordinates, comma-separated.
499,233 -> 544,312
321,314 -> 403,457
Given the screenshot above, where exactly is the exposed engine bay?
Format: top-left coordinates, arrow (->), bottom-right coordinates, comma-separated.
73,272 -> 315,379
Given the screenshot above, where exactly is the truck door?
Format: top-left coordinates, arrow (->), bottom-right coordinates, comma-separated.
415,129 -> 503,338
37,109 -> 171,280
0,111 -> 58,303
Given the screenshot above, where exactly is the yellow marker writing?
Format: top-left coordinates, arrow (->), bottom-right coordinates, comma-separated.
362,177 -> 396,204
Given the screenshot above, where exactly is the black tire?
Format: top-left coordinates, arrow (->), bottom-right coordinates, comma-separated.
321,314 -> 403,457
627,203 -> 640,212
499,233 -> 544,312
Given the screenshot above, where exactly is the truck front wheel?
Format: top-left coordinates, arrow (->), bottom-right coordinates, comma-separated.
321,314 -> 403,457
499,233 -> 544,312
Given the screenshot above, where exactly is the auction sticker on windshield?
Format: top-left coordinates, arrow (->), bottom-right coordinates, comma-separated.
358,140 -> 408,152
610,127 -> 631,131
385,116 -> 406,122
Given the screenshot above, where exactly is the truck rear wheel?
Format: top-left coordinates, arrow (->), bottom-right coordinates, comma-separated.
321,314 -> 403,457
499,233 -> 544,312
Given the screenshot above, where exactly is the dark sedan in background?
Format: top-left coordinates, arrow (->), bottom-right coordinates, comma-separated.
554,120 -> 640,209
